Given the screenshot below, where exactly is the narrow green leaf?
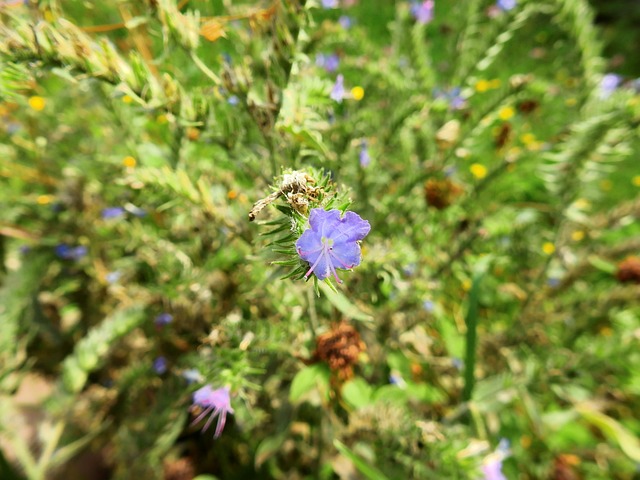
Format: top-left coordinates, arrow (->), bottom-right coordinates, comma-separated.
333,440 -> 389,480
576,404 -> 640,462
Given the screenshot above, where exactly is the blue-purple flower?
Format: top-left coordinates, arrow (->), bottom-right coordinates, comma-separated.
316,53 -> 340,73
434,86 -> 465,110
296,208 -> 371,283
154,312 -> 173,328
410,0 -> 434,25
153,356 -> 168,375
191,385 -> 234,439
482,458 -> 506,480
55,244 -> 88,261
101,207 -> 126,220
338,15 -> 353,29
496,0 -> 516,11
600,73 -> 622,98
330,74 -> 346,102
359,140 -> 371,167
321,0 -> 338,8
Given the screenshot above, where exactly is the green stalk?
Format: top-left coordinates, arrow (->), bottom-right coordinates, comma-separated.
462,273 -> 483,402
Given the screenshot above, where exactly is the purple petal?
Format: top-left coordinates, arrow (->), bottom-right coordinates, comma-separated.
330,241 -> 362,270
308,209 -> 342,238
329,211 -> 371,243
296,229 -> 323,262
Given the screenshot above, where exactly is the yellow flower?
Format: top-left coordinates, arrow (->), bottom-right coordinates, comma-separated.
632,175 -> 640,187
565,98 -> 577,107
571,230 -> 585,242
470,163 -> 487,179
542,242 -> 555,255
475,79 -> 490,93
36,194 -> 53,205
28,96 -> 46,111
156,114 -> 168,124
520,133 -> 536,145
574,198 -> 590,210
351,86 -> 365,101
227,190 -> 238,200
599,179 -> 612,192
122,95 -> 133,104
122,156 -> 137,168
461,279 -> 472,291
498,106 -> 515,120
489,78 -> 501,89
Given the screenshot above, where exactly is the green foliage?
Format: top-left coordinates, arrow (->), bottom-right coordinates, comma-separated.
1,0 -> 639,479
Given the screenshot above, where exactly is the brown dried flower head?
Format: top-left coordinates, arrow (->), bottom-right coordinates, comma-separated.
424,178 -> 463,210
616,256 -> 640,284
313,322 -> 365,380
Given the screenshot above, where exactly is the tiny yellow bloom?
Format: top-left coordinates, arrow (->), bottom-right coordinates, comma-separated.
475,79 -> 491,93
599,179 -> 612,191
28,96 -> 46,111
462,279 -> 472,291
565,98 -> 577,107
542,242 -> 555,255
520,133 -> 536,145
227,190 -> 238,200
489,78 -> 501,89
599,326 -> 613,337
122,95 -> 133,104
632,175 -> 640,187
574,198 -> 590,210
156,114 -> 168,124
351,86 -> 365,101
44,10 -> 55,22
122,156 -> 137,168
36,194 -> 53,205
470,163 -> 488,179
571,230 -> 585,242
498,106 -> 515,120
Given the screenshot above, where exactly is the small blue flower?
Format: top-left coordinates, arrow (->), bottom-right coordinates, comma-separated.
338,15 -> 353,29
296,208 -> 371,283
600,73 -> 622,98
496,0 -> 516,11
389,372 -> 407,388
154,312 -> 173,328
101,207 -> 126,220
321,0 -> 338,8
228,95 -> 239,105
316,53 -> 340,73
434,87 -> 465,110
330,74 -> 346,103
422,299 -> 435,312
153,356 -> 168,375
191,385 -> 234,438
359,140 -> 371,167
105,271 -> 122,284
410,0 -> 434,25
55,244 -> 88,260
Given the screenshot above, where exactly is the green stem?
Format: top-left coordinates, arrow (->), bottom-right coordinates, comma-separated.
462,274 -> 483,402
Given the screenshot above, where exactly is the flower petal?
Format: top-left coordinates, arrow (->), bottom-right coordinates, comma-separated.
330,241 -> 362,270
330,211 -> 371,243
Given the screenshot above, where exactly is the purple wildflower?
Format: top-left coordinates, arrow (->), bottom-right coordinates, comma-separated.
191,385 -> 234,439
296,208 -> 371,283
496,0 -> 516,11
422,299 -> 435,312
338,15 -> 353,29
316,53 -> 340,73
55,244 -> 88,260
153,356 -> 168,375
101,207 -> 125,220
600,73 -> 622,98
330,74 -> 346,102
359,140 -> 371,167
482,458 -> 506,480
321,0 -> 338,8
154,312 -> 173,328
434,86 -> 465,110
410,0 -> 434,25
227,95 -> 239,106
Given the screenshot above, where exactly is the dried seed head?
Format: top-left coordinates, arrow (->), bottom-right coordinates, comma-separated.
314,322 -> 365,380
424,178 -> 463,210
616,256 -> 640,284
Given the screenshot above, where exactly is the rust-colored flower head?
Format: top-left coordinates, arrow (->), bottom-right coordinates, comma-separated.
424,178 -> 463,210
616,256 -> 640,284
313,322 -> 365,380
163,457 -> 196,480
